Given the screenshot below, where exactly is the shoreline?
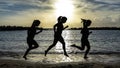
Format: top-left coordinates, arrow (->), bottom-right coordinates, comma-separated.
0,54 -> 120,68
0,59 -> 120,68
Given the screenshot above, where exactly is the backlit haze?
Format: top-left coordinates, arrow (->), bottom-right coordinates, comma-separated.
0,0 -> 120,28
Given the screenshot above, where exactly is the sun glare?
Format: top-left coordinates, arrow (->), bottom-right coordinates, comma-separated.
54,0 -> 74,18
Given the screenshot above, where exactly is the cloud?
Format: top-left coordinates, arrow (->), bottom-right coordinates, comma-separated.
92,14 -> 120,27
74,0 -> 120,12
72,0 -> 120,27
0,0 -> 120,27
0,0 -> 54,15
0,0 -> 56,27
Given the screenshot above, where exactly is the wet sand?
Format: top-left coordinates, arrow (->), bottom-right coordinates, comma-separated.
0,53 -> 120,68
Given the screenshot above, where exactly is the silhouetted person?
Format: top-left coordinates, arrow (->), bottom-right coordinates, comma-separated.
23,20 -> 43,60
71,18 -> 92,59
45,16 -> 69,57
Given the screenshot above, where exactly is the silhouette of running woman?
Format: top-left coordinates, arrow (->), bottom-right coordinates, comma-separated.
23,20 -> 43,60
71,18 -> 92,59
45,16 -> 69,57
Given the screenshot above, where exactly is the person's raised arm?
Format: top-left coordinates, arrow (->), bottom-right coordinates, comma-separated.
63,25 -> 69,30
89,31 -> 92,35
36,28 -> 43,34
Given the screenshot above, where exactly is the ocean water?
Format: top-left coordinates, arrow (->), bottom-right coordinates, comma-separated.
0,30 -> 120,54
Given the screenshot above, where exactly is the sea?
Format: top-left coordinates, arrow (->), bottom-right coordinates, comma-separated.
0,30 -> 120,54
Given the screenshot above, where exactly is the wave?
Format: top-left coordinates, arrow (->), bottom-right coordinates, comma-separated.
0,50 -> 120,56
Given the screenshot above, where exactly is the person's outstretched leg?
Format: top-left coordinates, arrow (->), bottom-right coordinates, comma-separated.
71,41 -> 85,54
23,47 -> 31,60
84,42 -> 90,59
59,37 -> 69,57
71,44 -> 84,50
23,41 -> 39,60
45,39 -> 58,56
71,40 -> 85,50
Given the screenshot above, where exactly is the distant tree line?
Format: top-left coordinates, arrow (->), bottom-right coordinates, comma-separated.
0,26 -> 120,31
0,26 -> 52,31
0,26 -> 29,31
70,27 -> 120,30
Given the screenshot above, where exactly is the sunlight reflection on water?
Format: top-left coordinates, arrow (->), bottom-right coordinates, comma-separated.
55,30 -> 73,53
29,54 -> 85,63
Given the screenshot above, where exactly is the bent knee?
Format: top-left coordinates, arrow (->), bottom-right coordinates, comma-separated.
34,45 -> 39,48
86,45 -> 90,50
81,48 -> 84,50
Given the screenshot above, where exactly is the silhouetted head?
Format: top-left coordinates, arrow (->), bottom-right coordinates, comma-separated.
32,20 -> 40,27
61,16 -> 67,23
86,20 -> 91,26
81,19 -> 92,27
57,16 -> 62,23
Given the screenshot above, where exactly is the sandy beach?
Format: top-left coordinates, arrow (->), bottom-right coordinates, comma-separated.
0,53 -> 120,68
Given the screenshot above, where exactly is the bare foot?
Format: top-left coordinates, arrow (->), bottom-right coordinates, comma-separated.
64,53 -> 69,57
23,56 -> 27,60
45,50 -> 47,57
84,56 -> 88,59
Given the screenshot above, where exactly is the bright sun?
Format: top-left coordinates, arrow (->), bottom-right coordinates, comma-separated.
54,0 -> 74,18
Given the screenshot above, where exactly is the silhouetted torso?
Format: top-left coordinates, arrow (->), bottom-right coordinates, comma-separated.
27,27 -> 36,39
54,23 -> 63,36
81,27 -> 89,40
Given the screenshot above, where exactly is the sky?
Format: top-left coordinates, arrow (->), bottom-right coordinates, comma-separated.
0,0 -> 120,28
